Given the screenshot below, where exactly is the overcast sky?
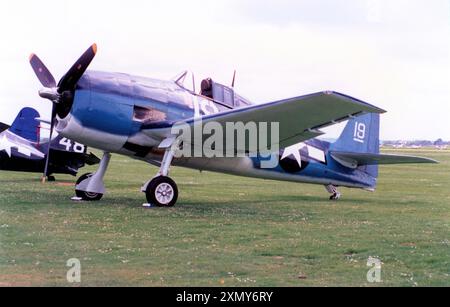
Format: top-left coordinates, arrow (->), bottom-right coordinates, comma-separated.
0,0 -> 449,140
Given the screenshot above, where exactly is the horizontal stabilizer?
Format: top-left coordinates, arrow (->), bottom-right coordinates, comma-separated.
331,151 -> 438,168
0,122 -> 10,133
35,117 -> 51,125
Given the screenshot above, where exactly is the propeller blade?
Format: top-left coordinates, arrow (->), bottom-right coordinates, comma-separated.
58,43 -> 97,93
42,104 -> 57,182
29,54 -> 56,88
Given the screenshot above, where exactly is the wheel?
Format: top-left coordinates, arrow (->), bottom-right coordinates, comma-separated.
47,175 -> 56,182
329,193 -> 341,201
145,176 -> 178,207
75,173 -> 103,201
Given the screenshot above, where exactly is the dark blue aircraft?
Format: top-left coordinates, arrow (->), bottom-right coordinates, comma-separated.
0,107 -> 99,181
28,44 -> 437,206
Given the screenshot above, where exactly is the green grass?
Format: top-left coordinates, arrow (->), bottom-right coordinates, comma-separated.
0,149 -> 449,286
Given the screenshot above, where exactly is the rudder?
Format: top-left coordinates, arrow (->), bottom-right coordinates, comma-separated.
331,113 -> 380,178
9,107 -> 40,143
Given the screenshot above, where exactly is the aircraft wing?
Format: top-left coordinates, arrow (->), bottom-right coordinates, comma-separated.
48,149 -> 101,176
331,151 -> 438,168
83,152 -> 101,165
175,91 -> 386,152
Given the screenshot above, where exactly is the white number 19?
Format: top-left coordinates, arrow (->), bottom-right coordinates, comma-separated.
353,122 -> 366,143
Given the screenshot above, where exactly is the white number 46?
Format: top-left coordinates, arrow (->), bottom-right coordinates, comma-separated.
59,138 -> 85,153
353,122 -> 366,143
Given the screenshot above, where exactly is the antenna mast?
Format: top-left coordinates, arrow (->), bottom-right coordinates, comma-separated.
231,70 -> 236,88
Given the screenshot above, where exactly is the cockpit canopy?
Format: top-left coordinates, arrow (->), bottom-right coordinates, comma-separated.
174,71 -> 252,109
200,78 -> 251,108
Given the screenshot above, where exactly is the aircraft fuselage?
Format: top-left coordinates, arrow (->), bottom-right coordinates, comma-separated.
55,71 -> 375,190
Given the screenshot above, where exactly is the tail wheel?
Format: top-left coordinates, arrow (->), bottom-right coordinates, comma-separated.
145,176 -> 178,207
75,173 -> 103,201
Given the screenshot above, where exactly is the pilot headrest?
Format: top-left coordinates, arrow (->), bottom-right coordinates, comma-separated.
201,78 -> 212,91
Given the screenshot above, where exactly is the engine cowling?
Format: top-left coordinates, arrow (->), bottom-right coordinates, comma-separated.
56,71 -> 136,152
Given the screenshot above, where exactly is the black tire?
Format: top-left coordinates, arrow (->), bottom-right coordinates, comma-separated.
329,193 -> 340,201
145,176 -> 178,207
75,173 -> 103,201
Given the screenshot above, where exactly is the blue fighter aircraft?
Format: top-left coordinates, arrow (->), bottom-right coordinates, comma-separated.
0,107 -> 99,180
28,44 -> 436,206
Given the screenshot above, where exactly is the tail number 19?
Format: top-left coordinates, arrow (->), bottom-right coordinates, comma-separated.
59,138 -> 85,153
353,122 -> 366,143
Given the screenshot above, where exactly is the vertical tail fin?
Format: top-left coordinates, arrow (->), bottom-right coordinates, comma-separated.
9,108 -> 40,143
331,113 -> 380,178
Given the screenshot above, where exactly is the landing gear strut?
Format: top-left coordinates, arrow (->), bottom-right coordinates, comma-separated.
325,185 -> 341,201
73,152 -> 111,201
142,138 -> 179,207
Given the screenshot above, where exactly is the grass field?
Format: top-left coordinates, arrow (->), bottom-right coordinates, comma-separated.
0,149 -> 449,287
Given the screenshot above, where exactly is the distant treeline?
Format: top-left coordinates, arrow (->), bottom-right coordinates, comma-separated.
382,139 -> 449,147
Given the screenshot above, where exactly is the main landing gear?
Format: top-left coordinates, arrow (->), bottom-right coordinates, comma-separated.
325,184 -> 341,201
73,152 -> 111,201
72,137 -> 180,207
141,138 -> 179,207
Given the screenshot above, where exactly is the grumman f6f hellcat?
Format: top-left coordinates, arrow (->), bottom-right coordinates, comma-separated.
29,44 -> 436,207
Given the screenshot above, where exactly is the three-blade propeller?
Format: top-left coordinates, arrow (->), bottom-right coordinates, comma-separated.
29,44 -> 97,182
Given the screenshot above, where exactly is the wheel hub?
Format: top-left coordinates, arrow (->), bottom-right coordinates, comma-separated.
155,183 -> 174,205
